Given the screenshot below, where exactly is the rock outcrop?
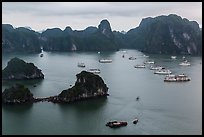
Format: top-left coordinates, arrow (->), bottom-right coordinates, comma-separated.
2,57 -> 44,80
98,19 -> 114,38
2,14 -> 202,55
2,84 -> 34,104
125,14 -> 202,55
2,71 -> 109,104
50,71 -> 109,103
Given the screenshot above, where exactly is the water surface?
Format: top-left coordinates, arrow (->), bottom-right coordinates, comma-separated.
2,50 -> 202,135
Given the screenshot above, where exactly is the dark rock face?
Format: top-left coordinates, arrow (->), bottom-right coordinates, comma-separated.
51,71 -> 109,103
2,71 -> 109,104
2,14 -> 202,55
2,57 -> 44,80
2,84 -> 34,104
98,19 -> 114,38
2,24 -> 42,53
125,14 -> 202,55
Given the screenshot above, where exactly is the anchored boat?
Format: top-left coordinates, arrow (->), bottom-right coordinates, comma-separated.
164,74 -> 191,82
129,56 -> 137,60
77,63 -> 85,68
134,64 -> 145,68
106,120 -> 128,128
99,59 -> 112,63
150,66 -> 165,70
87,69 -> 100,74
154,69 -> 172,75
144,60 -> 154,64
179,60 -> 191,66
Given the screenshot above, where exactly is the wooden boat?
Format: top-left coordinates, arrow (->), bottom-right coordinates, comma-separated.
106,120 -> 128,128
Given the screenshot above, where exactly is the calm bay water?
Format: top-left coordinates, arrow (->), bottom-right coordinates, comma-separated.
2,50 -> 202,135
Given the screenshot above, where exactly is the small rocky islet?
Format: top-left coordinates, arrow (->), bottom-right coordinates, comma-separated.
2,71 -> 109,105
2,84 -> 34,104
2,57 -> 44,80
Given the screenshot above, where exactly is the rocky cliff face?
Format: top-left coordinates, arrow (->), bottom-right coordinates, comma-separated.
52,71 -> 109,103
2,14 -> 202,55
2,24 -> 42,53
2,57 -> 44,80
125,14 -> 202,55
2,84 -> 34,104
2,71 -> 109,104
98,19 -> 114,39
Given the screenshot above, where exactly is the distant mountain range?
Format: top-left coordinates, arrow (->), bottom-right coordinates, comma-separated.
2,14 -> 202,55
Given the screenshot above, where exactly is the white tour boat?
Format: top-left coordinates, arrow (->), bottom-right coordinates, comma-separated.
154,69 -> 172,75
99,59 -> 112,63
150,66 -> 165,70
179,60 -> 190,66
87,69 -> 100,74
171,56 -> 177,59
134,64 -> 146,68
144,60 -> 155,64
164,74 -> 191,82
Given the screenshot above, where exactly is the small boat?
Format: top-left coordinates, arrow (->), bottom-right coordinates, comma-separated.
133,118 -> 139,124
179,60 -> 190,66
99,59 -> 112,63
144,60 -> 154,64
129,56 -> 136,60
122,54 -> 125,58
136,96 -> 140,101
77,63 -> 85,68
171,56 -> 177,59
134,64 -> 145,68
106,120 -> 128,128
98,51 -> 100,54
143,55 -> 149,58
154,69 -> 172,75
87,69 -> 100,74
40,53 -> 43,57
164,74 -> 191,82
150,66 -> 165,70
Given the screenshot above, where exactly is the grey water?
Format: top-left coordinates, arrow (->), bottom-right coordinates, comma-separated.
2,49 -> 202,135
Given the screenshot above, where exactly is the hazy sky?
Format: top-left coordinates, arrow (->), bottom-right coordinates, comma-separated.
2,2 -> 202,32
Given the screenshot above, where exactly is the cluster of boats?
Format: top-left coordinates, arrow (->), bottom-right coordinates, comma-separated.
79,59 -> 112,74
77,63 -> 100,74
77,53 -> 192,82
170,56 -> 191,66
134,57 -> 191,82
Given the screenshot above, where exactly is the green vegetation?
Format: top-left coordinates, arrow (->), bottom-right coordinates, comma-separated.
2,14 -> 202,55
2,57 -> 44,80
58,71 -> 108,100
2,24 -> 41,53
125,14 -> 202,55
2,84 -> 34,104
